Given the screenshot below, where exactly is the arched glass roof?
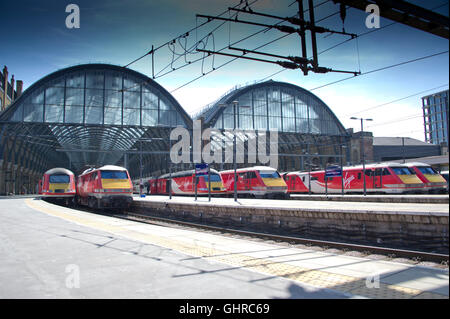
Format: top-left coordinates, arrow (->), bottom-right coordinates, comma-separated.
197,80 -> 347,136
0,64 -> 192,176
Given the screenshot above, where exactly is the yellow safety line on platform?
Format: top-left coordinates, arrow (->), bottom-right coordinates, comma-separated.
25,199 -> 448,299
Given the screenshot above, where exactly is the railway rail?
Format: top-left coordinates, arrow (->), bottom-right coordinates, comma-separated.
114,210 -> 449,265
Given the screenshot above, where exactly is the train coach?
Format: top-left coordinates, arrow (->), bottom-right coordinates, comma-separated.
404,163 -> 447,193
38,168 -> 76,204
284,163 -> 425,194
76,165 -> 133,210
151,169 -> 226,195
220,166 -> 288,198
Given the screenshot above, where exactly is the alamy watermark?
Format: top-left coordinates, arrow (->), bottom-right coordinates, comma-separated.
65,4 -> 80,29
65,264 -> 80,289
365,4 -> 380,29
169,120 -> 279,169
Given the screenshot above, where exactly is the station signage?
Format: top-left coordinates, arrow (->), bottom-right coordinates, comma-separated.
195,163 -> 209,176
325,165 -> 342,177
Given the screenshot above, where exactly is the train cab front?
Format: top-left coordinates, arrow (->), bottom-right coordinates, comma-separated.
257,169 -> 288,198
96,169 -> 133,208
198,172 -> 227,194
388,166 -> 425,193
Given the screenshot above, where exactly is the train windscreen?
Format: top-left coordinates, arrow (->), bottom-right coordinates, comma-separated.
391,167 -> 413,175
259,171 -> 281,179
203,174 -> 222,182
101,171 -> 128,179
49,175 -> 70,183
417,166 -> 438,175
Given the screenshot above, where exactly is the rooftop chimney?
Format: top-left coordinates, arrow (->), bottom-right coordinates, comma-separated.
10,75 -> 15,101
16,80 -> 23,99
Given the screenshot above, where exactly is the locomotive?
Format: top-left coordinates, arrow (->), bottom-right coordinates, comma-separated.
283,163 -> 425,194
219,166 -> 288,198
76,165 -> 133,209
38,168 -> 76,205
148,169 -> 226,195
404,162 -> 447,193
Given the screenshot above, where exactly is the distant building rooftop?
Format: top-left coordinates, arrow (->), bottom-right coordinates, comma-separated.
373,137 -> 435,146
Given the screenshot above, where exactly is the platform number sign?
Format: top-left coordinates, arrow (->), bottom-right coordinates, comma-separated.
195,163 -> 209,176
325,165 -> 342,178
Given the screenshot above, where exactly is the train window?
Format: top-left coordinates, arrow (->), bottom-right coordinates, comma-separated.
365,170 -> 372,176
302,176 -> 305,182
101,170 -> 128,179
204,174 -> 221,182
391,167 -> 412,175
247,171 -> 257,179
311,176 -> 318,181
326,177 -> 333,181
357,173 -> 361,179
382,168 -> 391,175
49,174 -> 70,183
417,167 -> 436,175
258,170 -> 281,178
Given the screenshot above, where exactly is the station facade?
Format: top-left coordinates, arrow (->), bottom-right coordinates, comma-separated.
3,63 -> 419,194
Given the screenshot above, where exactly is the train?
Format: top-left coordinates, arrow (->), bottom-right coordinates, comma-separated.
38,168 -> 76,204
283,162 -> 428,194
404,163 -> 448,193
219,166 -> 288,198
76,165 -> 133,209
148,169 -> 226,195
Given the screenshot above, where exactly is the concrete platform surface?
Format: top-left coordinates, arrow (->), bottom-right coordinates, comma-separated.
1,198 -> 448,299
134,195 -> 449,215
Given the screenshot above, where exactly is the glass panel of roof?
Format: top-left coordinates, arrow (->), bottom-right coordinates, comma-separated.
86,88 -> 103,107
85,106 -> 103,124
124,91 -> 140,108
65,105 -> 83,123
104,106 -> 122,125
142,109 -> 158,126
45,87 -> 65,105
45,104 -> 64,123
24,102 -> 43,122
66,88 -> 84,106
142,91 -> 158,109
123,108 -> 140,126
105,72 -> 122,90
86,72 -> 104,89
105,89 -> 122,107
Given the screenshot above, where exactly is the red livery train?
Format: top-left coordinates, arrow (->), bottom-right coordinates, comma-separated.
404,163 -> 447,193
219,166 -> 288,198
283,163 -> 426,194
76,165 -> 133,209
38,167 -> 76,204
148,169 -> 226,195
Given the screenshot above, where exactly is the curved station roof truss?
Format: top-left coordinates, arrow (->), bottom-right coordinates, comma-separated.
195,81 -> 350,173
0,64 -> 192,193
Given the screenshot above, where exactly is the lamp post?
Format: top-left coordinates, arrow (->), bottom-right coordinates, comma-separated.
350,117 -> 373,196
340,144 -> 347,196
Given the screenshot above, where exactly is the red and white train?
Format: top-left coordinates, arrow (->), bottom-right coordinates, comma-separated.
38,167 -> 76,204
283,163 -> 426,194
405,162 -> 448,193
220,166 -> 288,198
76,165 -> 133,209
148,169 -> 226,195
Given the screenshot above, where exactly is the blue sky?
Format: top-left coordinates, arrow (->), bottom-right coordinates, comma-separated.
1,0 -> 448,140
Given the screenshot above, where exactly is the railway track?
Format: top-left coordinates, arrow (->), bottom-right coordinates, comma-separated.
115,211 -> 449,265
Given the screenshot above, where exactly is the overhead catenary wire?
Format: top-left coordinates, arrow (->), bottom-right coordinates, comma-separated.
346,83 -> 449,117
309,50 -> 449,91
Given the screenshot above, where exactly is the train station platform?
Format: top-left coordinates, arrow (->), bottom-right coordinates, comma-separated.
289,194 -> 448,204
133,194 -> 449,214
1,197 -> 448,298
